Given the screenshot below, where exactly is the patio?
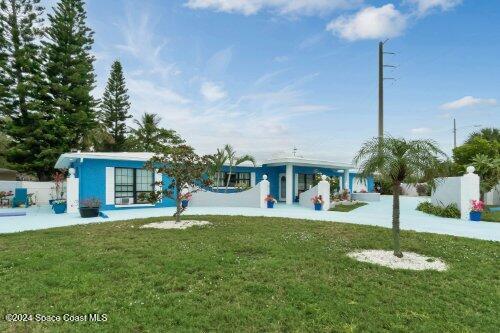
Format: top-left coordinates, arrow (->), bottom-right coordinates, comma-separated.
0,195 -> 499,241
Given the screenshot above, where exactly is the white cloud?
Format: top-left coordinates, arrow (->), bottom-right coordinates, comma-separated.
201,81 -> 228,102
115,6 -> 179,78
440,96 -> 497,110
185,0 -> 361,16
411,127 -> 432,134
408,0 -> 462,15
326,4 -> 407,41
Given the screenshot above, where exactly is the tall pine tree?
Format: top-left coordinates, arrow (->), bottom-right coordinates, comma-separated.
100,60 -> 131,151
43,0 -> 96,152
0,0 -> 48,179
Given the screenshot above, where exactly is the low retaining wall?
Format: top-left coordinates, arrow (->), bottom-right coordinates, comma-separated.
0,180 -> 60,205
431,166 -> 479,220
298,176 -> 330,211
190,178 -> 270,209
351,192 -> 380,202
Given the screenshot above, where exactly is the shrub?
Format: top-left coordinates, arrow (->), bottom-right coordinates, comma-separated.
416,201 -> 460,218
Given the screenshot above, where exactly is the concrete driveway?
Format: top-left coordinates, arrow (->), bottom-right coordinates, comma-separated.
0,195 -> 499,241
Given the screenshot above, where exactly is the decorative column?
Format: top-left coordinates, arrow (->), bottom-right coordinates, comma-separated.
343,169 -> 350,192
260,175 -> 270,209
317,175 -> 331,210
286,164 -> 293,205
460,166 -> 480,220
66,168 -> 79,213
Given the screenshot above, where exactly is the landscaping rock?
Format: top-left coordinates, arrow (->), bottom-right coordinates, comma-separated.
347,249 -> 447,271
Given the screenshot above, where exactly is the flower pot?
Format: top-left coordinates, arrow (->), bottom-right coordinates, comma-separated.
181,200 -> 189,208
52,202 -> 67,214
79,207 -> 99,218
314,203 -> 322,211
469,211 -> 481,222
267,201 -> 274,208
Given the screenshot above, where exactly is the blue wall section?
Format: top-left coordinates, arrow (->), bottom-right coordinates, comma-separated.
75,158 -> 175,211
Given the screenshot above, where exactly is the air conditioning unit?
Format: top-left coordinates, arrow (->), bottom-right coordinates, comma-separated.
116,197 -> 132,205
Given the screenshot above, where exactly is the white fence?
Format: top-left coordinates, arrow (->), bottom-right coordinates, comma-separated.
0,180 -> 60,205
298,176 -> 330,211
431,166 -> 479,220
190,177 -> 270,209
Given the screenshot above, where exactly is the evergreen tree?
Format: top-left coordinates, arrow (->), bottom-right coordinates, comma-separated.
43,0 -> 96,152
0,0 -> 48,179
100,60 -> 131,151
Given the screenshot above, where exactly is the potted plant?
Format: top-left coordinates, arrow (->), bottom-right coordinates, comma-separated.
264,195 -> 277,208
311,195 -> 324,211
52,199 -> 67,214
470,199 -> 484,222
180,192 -> 192,208
79,197 -> 101,218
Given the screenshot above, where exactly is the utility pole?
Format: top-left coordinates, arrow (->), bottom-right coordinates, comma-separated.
453,118 -> 457,149
378,40 -> 395,139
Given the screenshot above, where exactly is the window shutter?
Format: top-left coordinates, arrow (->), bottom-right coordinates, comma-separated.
250,172 -> 256,187
155,171 -> 162,202
105,167 -> 115,205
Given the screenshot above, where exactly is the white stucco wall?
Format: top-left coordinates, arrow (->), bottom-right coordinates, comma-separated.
351,192 -> 380,202
431,167 -> 480,220
190,178 -> 270,208
485,184 -> 500,206
298,178 -> 330,211
401,183 -> 419,196
0,180 -> 58,205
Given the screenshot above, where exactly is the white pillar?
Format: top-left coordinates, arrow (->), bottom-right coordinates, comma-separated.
339,176 -> 343,191
66,168 -> 79,213
260,175 -> 270,209
317,175 -> 331,210
286,164 -> 293,205
343,169 -> 349,191
460,166 -> 480,220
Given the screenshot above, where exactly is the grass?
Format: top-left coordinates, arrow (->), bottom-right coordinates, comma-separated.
329,202 -> 368,212
483,206 -> 500,222
0,215 -> 499,332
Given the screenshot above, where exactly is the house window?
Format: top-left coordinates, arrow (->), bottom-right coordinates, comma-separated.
297,174 -> 314,193
115,168 -> 154,204
214,172 -> 251,188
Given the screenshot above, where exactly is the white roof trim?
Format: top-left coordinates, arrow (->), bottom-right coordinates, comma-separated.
55,152 -> 155,169
262,157 -> 353,170
54,152 -> 353,170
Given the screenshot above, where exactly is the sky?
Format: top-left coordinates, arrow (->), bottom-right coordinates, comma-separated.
44,0 -> 499,163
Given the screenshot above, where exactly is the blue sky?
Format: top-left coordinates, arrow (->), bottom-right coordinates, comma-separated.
49,0 -> 500,162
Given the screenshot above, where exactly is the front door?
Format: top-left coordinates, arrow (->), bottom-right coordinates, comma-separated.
279,173 -> 286,201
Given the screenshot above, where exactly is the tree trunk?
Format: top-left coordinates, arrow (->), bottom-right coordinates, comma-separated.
392,183 -> 403,258
175,197 -> 181,223
225,165 -> 232,193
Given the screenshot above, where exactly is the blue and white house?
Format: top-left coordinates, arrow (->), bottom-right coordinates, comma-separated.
55,152 -> 374,212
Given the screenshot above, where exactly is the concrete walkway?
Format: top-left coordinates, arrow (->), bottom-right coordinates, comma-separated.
0,196 -> 499,241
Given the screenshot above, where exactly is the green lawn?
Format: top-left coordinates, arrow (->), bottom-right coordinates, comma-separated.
329,202 -> 368,212
0,216 -> 499,332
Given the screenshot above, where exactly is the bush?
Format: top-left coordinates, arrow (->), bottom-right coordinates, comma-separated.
416,201 -> 460,219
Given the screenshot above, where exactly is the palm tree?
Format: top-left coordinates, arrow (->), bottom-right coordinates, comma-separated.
130,112 -> 183,152
223,144 -> 256,192
207,148 -> 228,189
353,136 -> 446,257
